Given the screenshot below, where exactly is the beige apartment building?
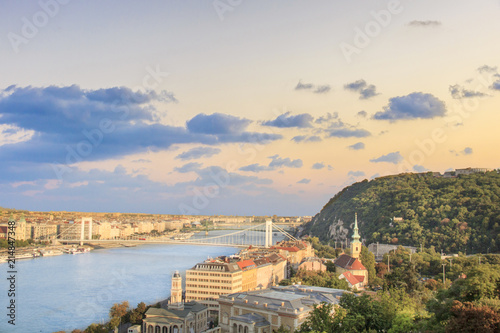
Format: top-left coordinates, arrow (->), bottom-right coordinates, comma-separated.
185,261 -> 243,315
31,222 -> 58,240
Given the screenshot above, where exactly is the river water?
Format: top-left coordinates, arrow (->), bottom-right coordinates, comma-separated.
0,244 -> 237,333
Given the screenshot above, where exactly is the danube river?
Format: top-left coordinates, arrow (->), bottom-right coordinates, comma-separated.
1,244 -> 237,333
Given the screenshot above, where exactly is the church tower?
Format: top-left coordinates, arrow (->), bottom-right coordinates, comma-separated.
168,271 -> 184,310
17,213 -> 27,241
350,213 -> 362,260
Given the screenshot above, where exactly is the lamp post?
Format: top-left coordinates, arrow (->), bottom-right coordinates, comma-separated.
442,263 -> 446,285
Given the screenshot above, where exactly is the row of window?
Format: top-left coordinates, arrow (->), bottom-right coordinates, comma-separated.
186,278 -> 234,283
188,271 -> 232,277
186,284 -> 234,290
186,290 -> 223,295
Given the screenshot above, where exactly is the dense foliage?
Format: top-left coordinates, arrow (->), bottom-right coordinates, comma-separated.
304,171 -> 500,254
293,241 -> 500,333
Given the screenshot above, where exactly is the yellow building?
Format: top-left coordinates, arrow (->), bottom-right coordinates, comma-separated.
237,260 -> 257,292
185,261 -> 243,315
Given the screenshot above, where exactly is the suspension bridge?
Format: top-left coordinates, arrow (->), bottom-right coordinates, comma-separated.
54,219 -> 298,248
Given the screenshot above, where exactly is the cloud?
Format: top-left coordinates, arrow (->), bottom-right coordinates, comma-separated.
370,151 -> 403,164
477,65 -> 497,74
186,113 -> 251,134
463,147 -> 473,155
295,81 -> 314,90
131,159 -> 151,163
312,162 -> 325,170
329,128 -> 371,138
268,154 -> 303,168
492,74 -> 500,91
357,111 -> 367,118
263,112 -> 313,128
348,170 -> 365,177
0,85 -> 282,180
408,20 -> 442,27
174,162 -> 203,173
373,92 -> 446,121
239,154 -> 302,173
291,135 -> 322,143
348,142 -> 365,150
314,85 -> 331,94
315,112 -> 338,124
297,178 -> 311,184
449,84 -> 488,99
413,165 -> 429,172
344,79 -> 379,99
294,81 -> 331,94
449,147 -> 473,156
239,164 -> 271,173
176,146 -> 221,161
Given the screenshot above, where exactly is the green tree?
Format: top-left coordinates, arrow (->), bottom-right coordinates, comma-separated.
298,302 -> 337,333
337,293 -> 394,332
84,323 -> 108,333
360,245 -> 376,285
388,312 -> 417,333
109,301 -> 129,328
129,302 -> 147,324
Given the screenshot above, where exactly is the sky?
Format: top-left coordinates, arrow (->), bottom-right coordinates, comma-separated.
0,0 -> 499,216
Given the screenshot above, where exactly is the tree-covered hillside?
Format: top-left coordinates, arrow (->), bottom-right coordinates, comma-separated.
304,171 -> 500,254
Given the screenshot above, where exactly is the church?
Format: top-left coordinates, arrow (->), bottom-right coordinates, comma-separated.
142,271 -> 209,333
335,214 -> 369,290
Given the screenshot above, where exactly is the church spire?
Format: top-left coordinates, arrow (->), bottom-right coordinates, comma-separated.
350,213 -> 362,260
352,213 -> 360,243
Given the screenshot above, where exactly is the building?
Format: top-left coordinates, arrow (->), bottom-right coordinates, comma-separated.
271,240 -> 314,266
143,272 -> 209,333
297,258 -> 326,272
218,285 -> 349,333
253,259 -> 273,290
128,325 -> 141,333
185,261 -> 243,315
31,222 -> 58,240
338,271 -> 364,290
334,214 -> 368,290
367,243 -> 417,261
237,260 -> 257,292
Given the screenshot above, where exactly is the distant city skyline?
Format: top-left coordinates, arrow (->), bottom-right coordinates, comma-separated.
0,1 -> 499,215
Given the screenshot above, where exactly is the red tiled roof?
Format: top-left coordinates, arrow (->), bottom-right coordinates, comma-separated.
349,259 -> 366,270
275,246 -> 300,252
237,259 -> 256,270
340,271 -> 359,286
334,254 -> 366,271
354,275 -> 365,283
